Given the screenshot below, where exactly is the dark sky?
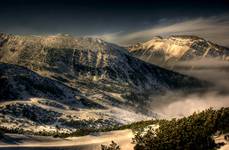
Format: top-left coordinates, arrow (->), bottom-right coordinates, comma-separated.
0,0 -> 229,45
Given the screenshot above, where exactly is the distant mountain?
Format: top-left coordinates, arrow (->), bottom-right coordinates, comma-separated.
128,35 -> 229,68
0,33 -> 207,134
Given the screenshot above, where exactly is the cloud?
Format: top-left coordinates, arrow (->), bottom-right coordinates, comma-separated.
151,92 -> 229,119
147,58 -> 229,119
171,58 -> 229,91
92,31 -> 124,44
95,15 -> 229,47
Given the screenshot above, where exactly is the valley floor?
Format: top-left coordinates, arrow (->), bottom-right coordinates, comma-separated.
0,129 -> 228,150
0,129 -> 134,150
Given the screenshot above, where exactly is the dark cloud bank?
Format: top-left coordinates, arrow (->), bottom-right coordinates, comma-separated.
98,15 -> 229,47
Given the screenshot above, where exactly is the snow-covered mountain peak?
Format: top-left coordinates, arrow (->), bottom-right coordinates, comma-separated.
129,35 -> 229,63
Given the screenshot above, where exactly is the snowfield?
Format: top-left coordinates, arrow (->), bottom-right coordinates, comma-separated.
0,130 -> 134,150
0,129 -> 228,150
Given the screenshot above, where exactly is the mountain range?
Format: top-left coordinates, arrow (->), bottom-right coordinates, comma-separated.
0,33 -> 221,134
128,35 -> 229,69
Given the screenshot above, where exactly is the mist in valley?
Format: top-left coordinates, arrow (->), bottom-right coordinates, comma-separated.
148,58 -> 229,119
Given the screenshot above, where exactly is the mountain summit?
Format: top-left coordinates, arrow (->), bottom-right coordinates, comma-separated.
128,35 -> 229,67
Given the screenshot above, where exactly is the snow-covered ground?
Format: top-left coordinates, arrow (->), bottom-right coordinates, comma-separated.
215,134 -> 229,150
0,129 -> 227,150
0,98 -> 154,133
0,130 -> 134,150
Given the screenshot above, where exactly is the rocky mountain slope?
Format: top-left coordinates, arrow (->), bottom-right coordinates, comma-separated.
0,33 -> 207,134
0,63 -> 101,108
128,35 -> 229,68
0,33 -> 203,90
128,35 -> 229,92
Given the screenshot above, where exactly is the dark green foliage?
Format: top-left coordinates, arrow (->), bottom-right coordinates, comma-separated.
60,118 -> 117,129
51,119 -> 159,138
1,106 -> 228,150
0,126 -> 57,137
115,120 -> 159,132
0,103 -> 62,124
0,129 -> 4,139
133,107 -> 229,150
0,127 -> 24,135
101,141 -> 121,150
0,117 -> 157,138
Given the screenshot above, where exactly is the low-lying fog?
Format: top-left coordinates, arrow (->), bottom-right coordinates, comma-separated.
151,91 -> 229,119
150,58 -> 229,119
